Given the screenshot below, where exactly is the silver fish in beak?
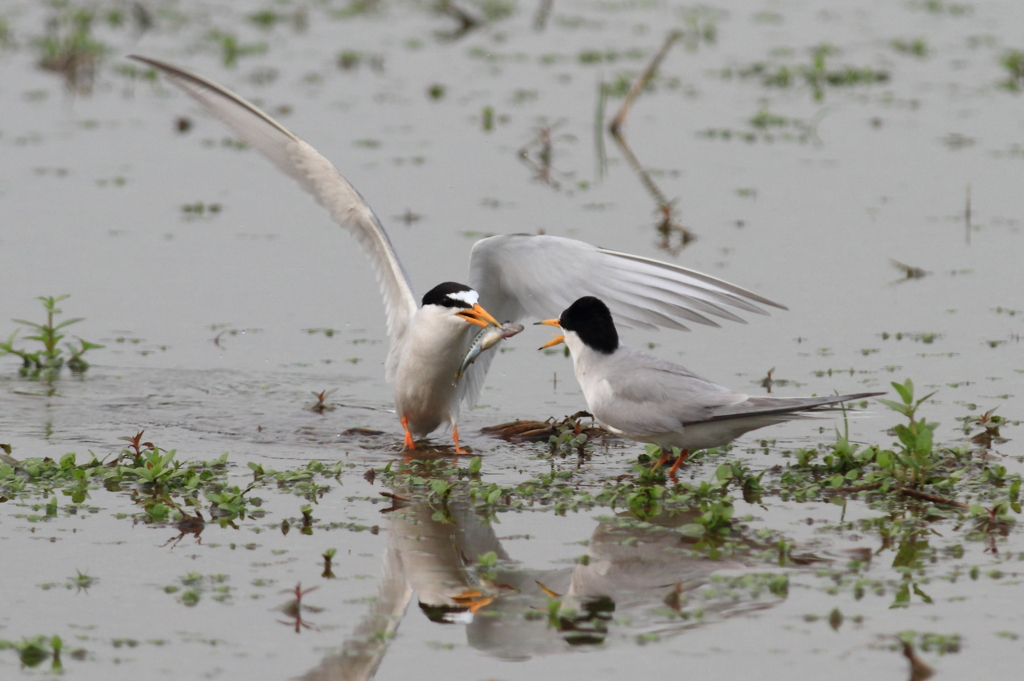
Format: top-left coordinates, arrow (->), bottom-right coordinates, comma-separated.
454,323 -> 525,383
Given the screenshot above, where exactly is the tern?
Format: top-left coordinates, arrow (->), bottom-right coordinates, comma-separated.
130,55 -> 786,452
539,297 -> 883,474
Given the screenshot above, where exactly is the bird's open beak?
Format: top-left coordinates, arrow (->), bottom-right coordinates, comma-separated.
535,318 -> 564,349
456,304 -> 501,328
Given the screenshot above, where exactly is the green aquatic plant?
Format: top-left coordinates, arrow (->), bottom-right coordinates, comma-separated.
127,448 -> 187,487
874,379 -> 940,490
476,550 -> 498,581
69,569 -> 95,591
548,416 -> 592,458
332,0 -> 383,19
37,6 -> 107,91
0,635 -> 64,670
206,30 -> 267,67
206,485 -> 255,521
322,548 -> 337,578
999,49 -> 1024,92
724,42 -> 889,102
0,295 -> 103,378
891,38 -> 929,58
119,431 -> 155,464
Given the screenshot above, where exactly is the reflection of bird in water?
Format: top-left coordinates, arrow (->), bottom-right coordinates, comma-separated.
299,497 -> 786,680
131,55 -> 785,452
539,297 -> 884,475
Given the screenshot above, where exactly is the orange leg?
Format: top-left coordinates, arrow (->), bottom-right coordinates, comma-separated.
452,424 -> 466,454
401,415 -> 416,450
650,448 -> 671,471
667,449 -> 690,478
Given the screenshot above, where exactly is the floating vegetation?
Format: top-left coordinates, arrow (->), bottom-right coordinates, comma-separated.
890,258 -> 930,280
36,6 -> 107,92
880,331 -> 942,343
248,8 -> 308,31
0,635 -> 70,672
578,47 -> 647,65
674,6 -> 721,51
337,49 -> 385,72
698,108 -> 815,144
206,30 -> 267,67
891,37 -> 929,58
0,374 -> 1020,676
911,0 -> 972,16
331,0 -> 384,20
181,201 -> 223,219
0,16 -> 12,48
722,43 -> 890,101
940,132 -> 975,150
0,435 -> 357,530
998,49 -> 1024,92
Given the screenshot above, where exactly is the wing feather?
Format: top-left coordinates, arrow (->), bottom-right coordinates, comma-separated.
469,234 -> 784,331
130,55 -> 418,380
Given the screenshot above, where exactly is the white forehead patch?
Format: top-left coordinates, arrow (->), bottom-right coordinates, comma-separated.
448,289 -> 479,306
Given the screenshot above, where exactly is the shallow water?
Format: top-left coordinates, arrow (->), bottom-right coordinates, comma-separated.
1,0 -> 1023,679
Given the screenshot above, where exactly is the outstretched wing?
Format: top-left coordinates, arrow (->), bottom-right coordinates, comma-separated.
457,234 -> 786,409
468,234 -> 785,331
130,55 -> 418,380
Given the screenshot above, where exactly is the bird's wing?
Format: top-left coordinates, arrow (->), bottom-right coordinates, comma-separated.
469,234 -> 786,330
595,350 -> 749,436
689,392 -> 885,424
130,56 -> 418,380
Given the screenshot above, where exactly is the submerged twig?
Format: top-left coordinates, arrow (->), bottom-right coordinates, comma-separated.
605,31 -> 695,254
434,0 -> 482,41
833,482 -> 968,509
889,258 -> 929,281
608,30 -> 682,137
518,121 -> 569,189
897,487 -> 968,508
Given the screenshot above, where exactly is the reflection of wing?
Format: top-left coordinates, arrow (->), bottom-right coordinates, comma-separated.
298,543 -> 413,681
129,56 -> 418,381
469,234 -> 786,330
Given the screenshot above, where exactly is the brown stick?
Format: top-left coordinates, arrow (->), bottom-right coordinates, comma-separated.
898,487 -> 968,508
608,30 -> 683,137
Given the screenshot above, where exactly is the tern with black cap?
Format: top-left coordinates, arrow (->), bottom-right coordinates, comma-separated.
540,297 -> 883,474
130,55 -> 788,452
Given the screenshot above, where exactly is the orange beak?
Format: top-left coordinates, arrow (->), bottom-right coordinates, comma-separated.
456,303 -> 501,328
535,318 -> 565,349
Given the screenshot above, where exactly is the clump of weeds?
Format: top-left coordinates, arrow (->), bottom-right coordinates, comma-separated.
37,6 -> 107,92
206,30 -> 267,67
773,377 -> 1021,567
322,548 -> 337,578
548,414 -> 594,459
723,43 -> 889,102
308,389 -> 337,413
1,295 -> 103,379
998,49 -> 1024,92
0,635 -> 68,671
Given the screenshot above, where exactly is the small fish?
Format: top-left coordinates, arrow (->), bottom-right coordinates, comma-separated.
455,322 -> 524,383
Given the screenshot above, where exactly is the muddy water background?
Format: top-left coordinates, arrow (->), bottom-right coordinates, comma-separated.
1,0 -> 1023,679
